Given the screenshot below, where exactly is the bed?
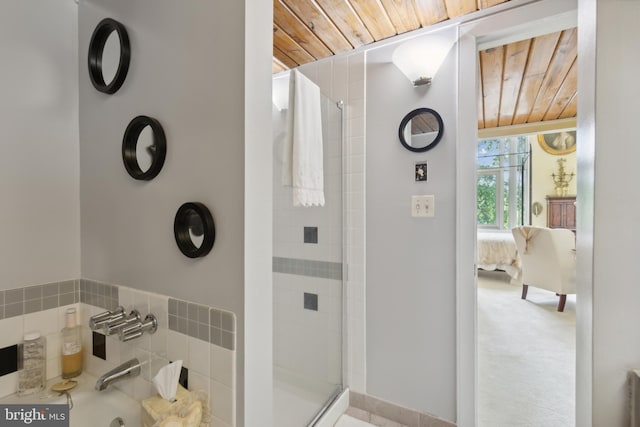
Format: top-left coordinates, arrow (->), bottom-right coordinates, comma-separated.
477,231 -> 522,285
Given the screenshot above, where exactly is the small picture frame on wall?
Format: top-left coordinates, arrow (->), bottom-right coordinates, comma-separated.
537,131 -> 576,155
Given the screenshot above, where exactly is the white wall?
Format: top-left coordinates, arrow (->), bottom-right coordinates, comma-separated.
365,27 -> 458,421
579,1 -> 640,425
78,1 -> 272,425
0,0 -> 80,290
79,0 -> 245,315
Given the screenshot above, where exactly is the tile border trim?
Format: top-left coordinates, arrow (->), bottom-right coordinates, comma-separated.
80,278 -> 236,351
0,279 -> 80,319
273,257 -> 343,280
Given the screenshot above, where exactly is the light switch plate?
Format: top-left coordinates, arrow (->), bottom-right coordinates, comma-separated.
411,195 -> 435,218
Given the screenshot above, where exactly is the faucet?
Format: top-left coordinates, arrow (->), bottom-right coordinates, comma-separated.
119,314 -> 158,342
89,306 -> 125,331
103,310 -> 141,336
95,358 -> 141,391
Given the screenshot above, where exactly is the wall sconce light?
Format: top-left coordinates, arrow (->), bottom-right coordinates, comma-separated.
391,33 -> 456,87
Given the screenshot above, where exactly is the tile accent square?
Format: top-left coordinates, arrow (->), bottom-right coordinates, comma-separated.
0,345 -> 18,377
304,292 -> 319,311
304,226 -> 318,244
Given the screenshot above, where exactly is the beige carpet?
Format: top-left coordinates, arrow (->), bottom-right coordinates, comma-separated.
478,270 -> 576,427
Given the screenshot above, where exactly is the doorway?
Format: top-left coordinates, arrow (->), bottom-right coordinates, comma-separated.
455,1 -> 582,425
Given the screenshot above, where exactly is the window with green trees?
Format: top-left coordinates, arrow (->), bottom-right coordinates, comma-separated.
477,136 -> 529,230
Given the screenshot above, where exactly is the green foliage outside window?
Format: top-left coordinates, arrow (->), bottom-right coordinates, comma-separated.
477,136 -> 528,229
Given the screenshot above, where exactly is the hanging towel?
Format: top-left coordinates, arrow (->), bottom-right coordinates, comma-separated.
282,69 -> 325,207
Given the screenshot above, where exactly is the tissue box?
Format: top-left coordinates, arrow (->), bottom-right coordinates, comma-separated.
141,385 -> 203,427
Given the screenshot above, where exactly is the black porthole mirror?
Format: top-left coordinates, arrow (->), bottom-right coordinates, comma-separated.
174,202 -> 215,258
122,116 -> 167,180
398,108 -> 444,152
88,18 -> 130,94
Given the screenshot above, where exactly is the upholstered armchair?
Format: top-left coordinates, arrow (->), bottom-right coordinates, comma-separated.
511,226 -> 576,312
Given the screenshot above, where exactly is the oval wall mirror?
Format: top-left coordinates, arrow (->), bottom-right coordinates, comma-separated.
174,202 -> 215,258
88,18 -> 131,94
122,116 -> 167,180
398,108 -> 444,152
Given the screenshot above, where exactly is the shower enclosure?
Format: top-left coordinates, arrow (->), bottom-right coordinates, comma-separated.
272,84 -> 344,427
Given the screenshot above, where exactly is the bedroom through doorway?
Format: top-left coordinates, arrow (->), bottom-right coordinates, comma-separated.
474,25 -> 578,427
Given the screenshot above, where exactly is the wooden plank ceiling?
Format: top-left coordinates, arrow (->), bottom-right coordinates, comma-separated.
273,0 -> 577,130
478,28 -> 578,130
273,0 -> 510,73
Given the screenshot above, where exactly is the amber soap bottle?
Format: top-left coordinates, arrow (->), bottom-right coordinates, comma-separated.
61,308 -> 83,378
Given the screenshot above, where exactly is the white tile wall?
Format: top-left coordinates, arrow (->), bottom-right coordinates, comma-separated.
274,51 -> 368,394
272,92 -> 344,264
273,273 -> 342,386
0,303 -> 81,398
79,285 -> 236,426
346,52 -> 367,393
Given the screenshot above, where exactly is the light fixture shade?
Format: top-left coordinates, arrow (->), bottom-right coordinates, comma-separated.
391,33 -> 456,86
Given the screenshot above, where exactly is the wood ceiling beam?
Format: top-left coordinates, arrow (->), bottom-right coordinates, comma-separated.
274,23 -> 316,65
315,0 -> 374,47
280,0 -> 353,55
412,0 -> 449,26
477,117 -> 576,139
480,45 -> 505,129
544,57 -> 577,120
498,39 -> 530,127
274,0 -> 333,59
511,31 -> 561,125
558,92 -> 577,119
379,0 -> 421,34
273,46 -> 299,69
349,0 -> 398,41
444,0 -> 476,18
527,28 -> 577,123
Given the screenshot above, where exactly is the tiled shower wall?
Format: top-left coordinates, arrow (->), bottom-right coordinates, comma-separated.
0,279 -> 236,427
293,52 -> 367,392
272,90 -> 344,389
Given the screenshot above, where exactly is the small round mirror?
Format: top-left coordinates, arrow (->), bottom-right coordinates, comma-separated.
186,210 -> 205,249
398,108 -> 444,152
135,125 -> 155,173
88,18 -> 130,94
174,203 -> 215,258
122,116 -> 167,181
101,30 -> 121,85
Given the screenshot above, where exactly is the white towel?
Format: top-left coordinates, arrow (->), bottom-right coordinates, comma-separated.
282,69 -> 325,207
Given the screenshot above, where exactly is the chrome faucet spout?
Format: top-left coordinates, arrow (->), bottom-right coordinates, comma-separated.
95,358 -> 141,391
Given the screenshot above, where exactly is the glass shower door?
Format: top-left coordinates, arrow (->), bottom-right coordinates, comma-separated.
272,91 -> 344,427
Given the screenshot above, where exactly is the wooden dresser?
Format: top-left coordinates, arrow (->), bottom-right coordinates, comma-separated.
546,196 -> 576,231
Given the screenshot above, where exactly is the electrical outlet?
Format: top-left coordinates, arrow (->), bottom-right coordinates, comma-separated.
411,195 -> 435,218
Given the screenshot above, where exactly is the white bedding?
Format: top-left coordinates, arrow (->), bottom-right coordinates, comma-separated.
477,231 -> 522,284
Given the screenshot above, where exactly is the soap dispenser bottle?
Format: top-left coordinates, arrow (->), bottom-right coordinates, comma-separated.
61,308 -> 83,378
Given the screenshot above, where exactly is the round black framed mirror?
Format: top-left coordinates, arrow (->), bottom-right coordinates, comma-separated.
122,116 -> 167,180
88,18 -> 130,94
174,202 -> 215,258
398,108 -> 444,153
